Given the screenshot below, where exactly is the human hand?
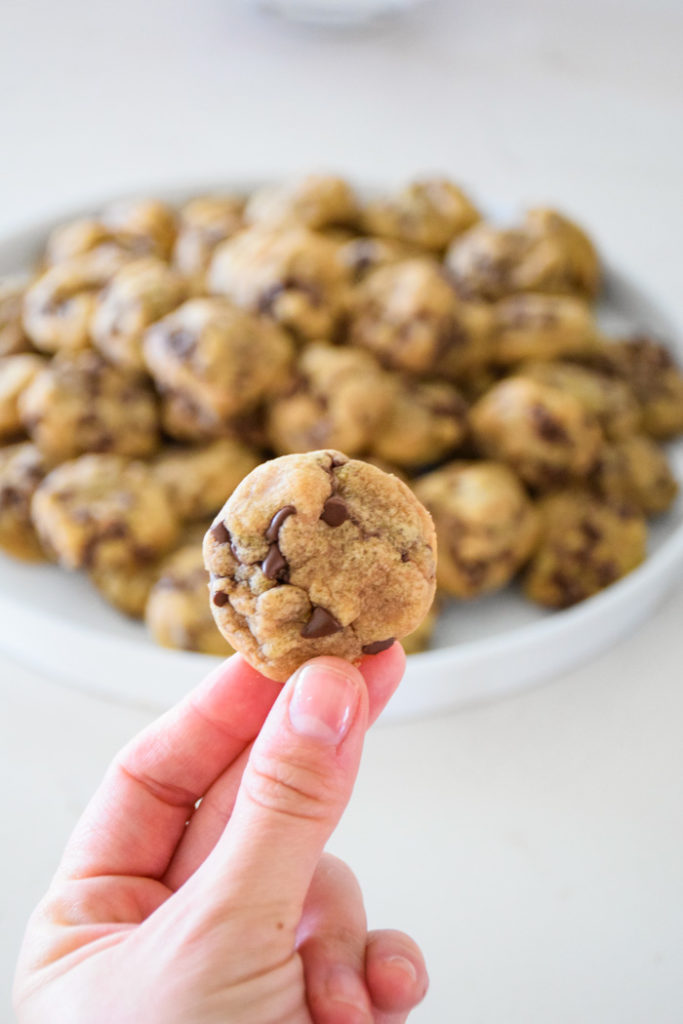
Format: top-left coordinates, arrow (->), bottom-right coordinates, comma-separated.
14,647 -> 428,1023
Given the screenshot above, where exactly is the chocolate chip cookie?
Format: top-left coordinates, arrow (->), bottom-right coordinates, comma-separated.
363,178 -> 480,251
471,376 -> 604,489
152,438 -> 261,521
32,454 -> 180,571
146,543 -> 234,656
414,461 -> 539,597
172,195 -> 245,288
491,293 -> 598,365
590,434 -> 679,517
0,354 -> 45,441
524,490 -> 646,607
19,349 -> 159,462
143,297 -> 294,437
91,257 -> 187,371
208,225 -> 349,341
371,377 -> 469,469
0,441 -> 50,561
204,450 -> 437,681
336,235 -> 415,282
0,278 -> 32,356
245,174 -> 360,231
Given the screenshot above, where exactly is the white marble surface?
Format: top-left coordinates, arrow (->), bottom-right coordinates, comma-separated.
2,1 -> 683,1020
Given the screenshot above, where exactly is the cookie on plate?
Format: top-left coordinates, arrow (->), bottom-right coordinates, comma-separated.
371,378 -> 469,469
172,195 -> 245,287
204,450 -> 436,681
0,354 -> 45,441
0,278 -> 33,356
491,293 -> 598,365
152,438 -> 261,521
0,441 -> 51,561
245,174 -> 360,231
590,434 -> 679,517
363,178 -> 480,251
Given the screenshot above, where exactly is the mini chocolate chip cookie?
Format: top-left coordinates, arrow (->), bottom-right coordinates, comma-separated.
266,342 -> 394,457
471,376 -> 604,490
371,377 -> 469,469
335,235 -> 415,282
524,490 -> 646,608
204,450 -> 436,681
100,198 -> 178,260
23,250 -> 127,353
90,559 -> 162,618
208,225 -> 349,341
19,349 -> 159,462
590,434 -> 679,517
143,297 -> 294,435
518,360 -> 641,440
0,441 -> 51,561
146,544 -> 234,656
0,354 -> 45,441
491,293 -> 598,365
0,278 -> 32,356
152,438 -> 261,521
32,454 -> 180,571
91,257 -> 187,371
348,258 -> 493,378
363,178 -> 480,251
172,195 -> 245,288
245,174 -> 360,231
414,461 -> 539,597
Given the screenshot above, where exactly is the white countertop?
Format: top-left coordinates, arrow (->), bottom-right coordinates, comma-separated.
2,1 -> 683,1020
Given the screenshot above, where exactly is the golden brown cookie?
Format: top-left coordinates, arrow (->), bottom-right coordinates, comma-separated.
267,343 -> 393,457
491,293 -> 598,365
100,198 -> 177,260
524,490 -> 646,607
336,236 -> 415,282
172,195 -> 245,287
152,438 -> 262,521
19,349 -> 159,462
0,354 -> 45,441
32,454 -> 180,571
245,174 -> 360,231
348,258 -> 493,378
0,278 -> 32,356
363,178 -> 480,251
471,376 -> 604,490
89,560 -> 161,618
91,257 -> 187,371
143,297 -> 294,438
204,450 -> 437,681
414,461 -> 539,597
371,378 -> 469,469
0,442 -> 51,561
590,435 -> 679,517
146,544 -> 234,656
208,225 -> 349,341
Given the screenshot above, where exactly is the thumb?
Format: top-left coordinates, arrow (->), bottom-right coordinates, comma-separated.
188,656 -> 368,944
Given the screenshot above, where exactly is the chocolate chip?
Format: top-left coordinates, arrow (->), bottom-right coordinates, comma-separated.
362,638 -> 394,655
211,521 -> 230,544
265,505 -> 295,542
213,590 -> 229,607
320,496 -> 348,527
262,543 -> 288,582
301,606 -> 343,639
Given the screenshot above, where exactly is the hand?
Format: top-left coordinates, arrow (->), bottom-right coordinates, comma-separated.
14,647 -> 428,1023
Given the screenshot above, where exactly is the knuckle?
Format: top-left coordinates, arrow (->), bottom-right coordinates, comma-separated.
245,750 -> 344,823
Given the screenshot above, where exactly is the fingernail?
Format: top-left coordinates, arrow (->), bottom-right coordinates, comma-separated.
382,954 -> 418,983
289,663 -> 360,744
326,964 -> 370,1014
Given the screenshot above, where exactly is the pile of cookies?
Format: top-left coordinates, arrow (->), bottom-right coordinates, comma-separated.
1,175 -> 682,657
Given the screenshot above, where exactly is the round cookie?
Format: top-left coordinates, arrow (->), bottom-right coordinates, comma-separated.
32,454 -> 180,571
23,250 -> 127,353
143,297 -> 294,433
524,490 -> 646,608
90,559 -> 161,618
470,376 -> 604,490
0,278 -> 32,356
266,343 -> 393,457
208,225 -> 349,341
43,219 -> 138,267
336,236 -> 415,282
0,354 -> 45,441
518,360 -> 641,440
204,450 -> 437,681
371,378 -> 469,469
0,442 -> 51,561
172,195 -> 245,287
245,174 -> 360,231
91,257 -> 187,371
348,258 -> 493,379
590,435 -> 679,517
100,198 -> 177,260
363,178 -> 480,251
414,461 -> 539,598
446,209 -> 600,301
19,349 -> 159,462
491,293 -> 598,365
146,544 -> 234,656
152,438 -> 262,521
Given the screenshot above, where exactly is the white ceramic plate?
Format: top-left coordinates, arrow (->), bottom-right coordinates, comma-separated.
1,190 -> 682,720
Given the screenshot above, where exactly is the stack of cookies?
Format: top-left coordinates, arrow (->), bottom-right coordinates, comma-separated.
1,176 -> 681,656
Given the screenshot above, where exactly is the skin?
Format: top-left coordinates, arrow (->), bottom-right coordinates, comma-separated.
14,645 -> 428,1023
